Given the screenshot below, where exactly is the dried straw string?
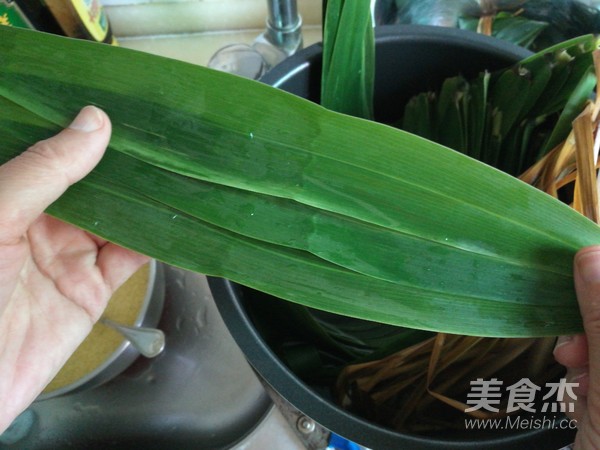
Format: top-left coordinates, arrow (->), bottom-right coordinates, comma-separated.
522,51 -> 600,223
335,335 -> 561,431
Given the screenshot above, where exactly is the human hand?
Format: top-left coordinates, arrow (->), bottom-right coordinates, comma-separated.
554,246 -> 600,449
0,106 -> 148,433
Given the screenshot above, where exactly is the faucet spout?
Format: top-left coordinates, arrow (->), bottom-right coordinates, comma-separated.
267,0 -> 301,32
263,0 -> 303,57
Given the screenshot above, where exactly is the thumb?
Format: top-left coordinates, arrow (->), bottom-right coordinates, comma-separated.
573,247 -> 600,428
0,106 -> 111,245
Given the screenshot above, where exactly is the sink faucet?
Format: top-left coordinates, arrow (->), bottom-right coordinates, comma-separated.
264,0 -> 303,56
207,0 -> 303,79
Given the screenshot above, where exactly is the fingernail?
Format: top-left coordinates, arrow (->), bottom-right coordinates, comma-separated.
554,335 -> 574,351
576,249 -> 600,284
68,106 -> 103,132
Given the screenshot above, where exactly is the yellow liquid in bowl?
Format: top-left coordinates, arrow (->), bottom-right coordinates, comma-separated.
44,263 -> 151,393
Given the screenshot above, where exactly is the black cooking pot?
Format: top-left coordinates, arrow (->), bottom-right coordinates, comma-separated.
210,25 -> 577,449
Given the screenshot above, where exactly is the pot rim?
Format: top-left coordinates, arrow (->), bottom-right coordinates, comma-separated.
260,24 -> 532,88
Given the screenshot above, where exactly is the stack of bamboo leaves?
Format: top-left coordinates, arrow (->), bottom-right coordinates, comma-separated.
401,35 -> 598,177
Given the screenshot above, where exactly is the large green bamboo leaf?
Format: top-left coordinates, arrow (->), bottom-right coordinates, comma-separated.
403,35 -> 597,177
320,0 -> 373,119
0,26 -> 599,336
1,96 -> 576,308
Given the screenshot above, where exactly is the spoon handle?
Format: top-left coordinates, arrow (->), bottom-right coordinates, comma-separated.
101,318 -> 165,358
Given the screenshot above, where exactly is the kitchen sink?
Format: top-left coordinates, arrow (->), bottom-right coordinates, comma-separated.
0,266 -> 281,449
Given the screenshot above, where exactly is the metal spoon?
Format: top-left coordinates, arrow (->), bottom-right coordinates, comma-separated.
101,318 -> 165,358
